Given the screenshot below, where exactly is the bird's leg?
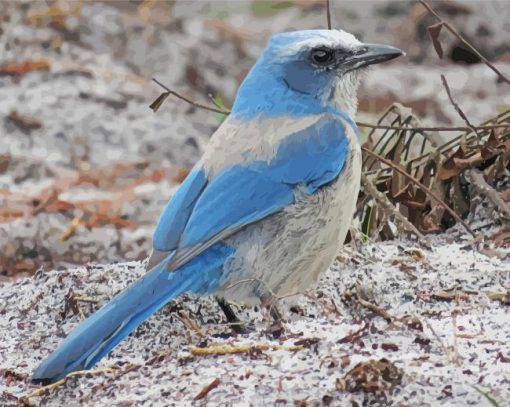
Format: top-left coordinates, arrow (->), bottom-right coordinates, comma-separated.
260,292 -> 283,322
260,292 -> 286,337
269,304 -> 283,321
216,297 -> 248,334
260,298 -> 286,339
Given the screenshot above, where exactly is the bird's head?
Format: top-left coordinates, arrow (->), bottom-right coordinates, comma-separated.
232,29 -> 403,119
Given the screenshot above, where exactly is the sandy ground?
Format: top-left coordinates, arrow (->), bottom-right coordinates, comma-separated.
1,229 -> 509,406
1,1 -> 510,406
2,0 -> 510,278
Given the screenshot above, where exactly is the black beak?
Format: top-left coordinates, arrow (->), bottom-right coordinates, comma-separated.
343,43 -> 404,71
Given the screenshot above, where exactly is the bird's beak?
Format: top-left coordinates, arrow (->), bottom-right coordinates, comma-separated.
342,44 -> 404,71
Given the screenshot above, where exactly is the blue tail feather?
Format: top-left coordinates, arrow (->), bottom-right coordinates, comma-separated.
32,243 -> 233,384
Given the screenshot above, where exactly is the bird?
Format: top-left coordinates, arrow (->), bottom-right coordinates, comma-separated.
32,29 -> 403,384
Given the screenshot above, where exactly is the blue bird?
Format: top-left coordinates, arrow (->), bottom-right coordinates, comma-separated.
32,29 -> 402,384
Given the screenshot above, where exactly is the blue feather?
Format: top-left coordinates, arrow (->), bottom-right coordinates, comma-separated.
152,165 -> 207,251
250,117 -> 350,192
230,31 -> 342,119
31,243 -> 234,384
181,166 -> 295,247
179,117 -> 350,248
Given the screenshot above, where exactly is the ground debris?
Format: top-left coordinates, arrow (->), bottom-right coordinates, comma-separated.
193,377 -> 221,401
190,343 -> 303,356
6,112 -> 43,132
0,60 -> 50,77
487,291 -> 510,305
1,236 -> 508,405
339,358 -> 403,395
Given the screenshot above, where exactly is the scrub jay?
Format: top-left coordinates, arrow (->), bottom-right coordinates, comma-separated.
32,29 -> 402,384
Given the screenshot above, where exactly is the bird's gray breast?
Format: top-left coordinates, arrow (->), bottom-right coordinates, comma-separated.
218,132 -> 362,306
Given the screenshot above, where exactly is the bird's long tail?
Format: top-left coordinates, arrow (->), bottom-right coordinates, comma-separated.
32,245 -> 232,384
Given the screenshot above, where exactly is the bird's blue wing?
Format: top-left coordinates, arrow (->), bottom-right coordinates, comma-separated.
152,164 -> 207,251
152,115 -> 352,268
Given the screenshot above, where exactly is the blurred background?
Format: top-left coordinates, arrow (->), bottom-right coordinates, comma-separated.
1,0 -> 509,279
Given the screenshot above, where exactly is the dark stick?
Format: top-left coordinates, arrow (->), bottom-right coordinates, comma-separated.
269,305 -> 283,322
216,298 -> 245,334
356,121 -> 510,132
326,0 -> 332,30
152,78 -> 229,115
151,78 -> 510,132
419,0 -> 510,86
440,74 -> 481,140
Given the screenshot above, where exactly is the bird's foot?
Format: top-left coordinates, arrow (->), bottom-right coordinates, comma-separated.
216,297 -> 253,335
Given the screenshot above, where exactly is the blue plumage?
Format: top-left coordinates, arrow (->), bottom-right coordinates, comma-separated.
32,29 -> 402,384
231,31 -> 342,119
182,117 -> 349,247
32,243 -> 233,383
152,165 -> 207,251
182,165 -> 294,247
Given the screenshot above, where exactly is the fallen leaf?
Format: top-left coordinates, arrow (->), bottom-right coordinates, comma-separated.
149,92 -> 170,112
403,248 -> 426,261
0,155 -> 10,174
343,358 -> 403,394
7,111 -> 43,131
194,378 -> 221,400
0,59 -> 50,77
427,23 -> 444,59
437,146 -> 465,180
381,343 -> 399,352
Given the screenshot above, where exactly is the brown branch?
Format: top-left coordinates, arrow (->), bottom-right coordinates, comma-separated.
357,297 -> 392,323
326,0 -> 332,30
171,310 -> 206,338
464,169 -> 510,220
440,74 -> 481,140
356,121 -> 510,132
151,78 -> 229,115
419,0 -> 510,86
361,173 -> 428,242
21,368 -> 115,403
194,378 -> 221,401
362,147 -> 476,237
190,343 -> 303,356
151,79 -> 510,132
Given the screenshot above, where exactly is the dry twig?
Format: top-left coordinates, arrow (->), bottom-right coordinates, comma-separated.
63,289 -> 98,320
362,147 -> 476,236
326,0 -> 331,30
171,310 -> 206,338
151,78 -> 510,132
464,169 -> 510,221
361,173 -> 428,242
487,291 -> 510,305
194,378 -> 221,401
190,343 -> 303,356
440,74 -> 480,141
357,121 -> 510,132
356,297 -> 392,323
419,0 -> 510,86
151,78 -> 228,114
22,368 -> 115,403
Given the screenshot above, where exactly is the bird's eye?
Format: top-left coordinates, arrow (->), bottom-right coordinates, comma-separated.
310,48 -> 334,65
